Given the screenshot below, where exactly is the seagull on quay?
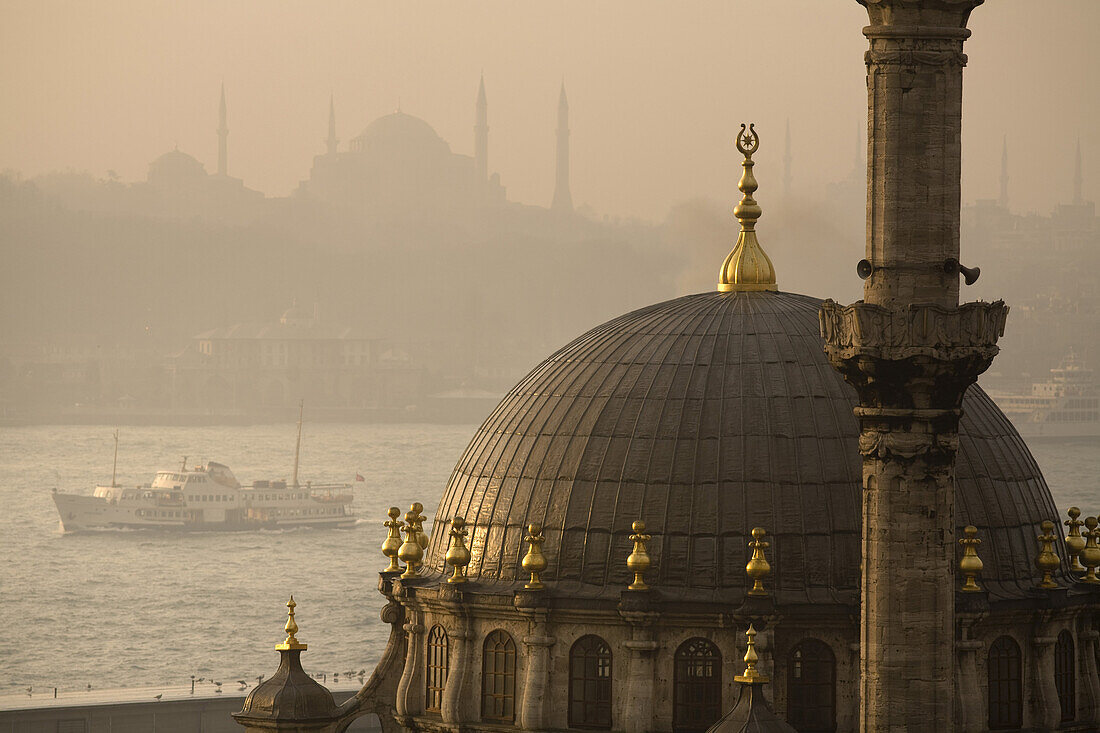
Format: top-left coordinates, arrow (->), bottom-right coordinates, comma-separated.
154,694 -> 163,701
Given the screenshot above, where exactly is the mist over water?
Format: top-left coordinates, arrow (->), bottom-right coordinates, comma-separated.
5,424 -> 1097,698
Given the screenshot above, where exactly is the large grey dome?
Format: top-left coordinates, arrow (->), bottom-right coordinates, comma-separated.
427,290 -> 1061,605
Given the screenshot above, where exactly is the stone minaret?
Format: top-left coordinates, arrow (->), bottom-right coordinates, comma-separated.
999,136 -> 1009,208
475,75 -> 488,182
326,94 -> 338,155
552,82 -> 573,212
1074,137 -> 1083,205
819,1 -> 1007,731
217,84 -> 228,177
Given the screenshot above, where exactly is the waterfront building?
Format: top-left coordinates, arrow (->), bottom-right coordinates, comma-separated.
166,304 -> 422,414
237,3 -> 1100,732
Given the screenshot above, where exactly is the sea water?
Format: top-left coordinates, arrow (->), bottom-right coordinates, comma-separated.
3,424 -> 1097,698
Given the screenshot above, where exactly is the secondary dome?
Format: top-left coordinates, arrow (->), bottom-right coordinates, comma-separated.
426,289 -> 1060,604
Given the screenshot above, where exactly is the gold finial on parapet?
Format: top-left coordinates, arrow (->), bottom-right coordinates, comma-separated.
626,520 -> 652,590
958,525 -> 984,592
411,502 -> 429,550
398,508 -> 424,579
718,123 -> 777,293
734,624 -> 769,684
446,516 -> 472,584
1080,517 -> 1100,584
746,527 -> 772,597
522,523 -> 547,589
1065,507 -> 1086,573
1035,520 -> 1060,589
382,507 -> 404,573
275,596 -> 307,651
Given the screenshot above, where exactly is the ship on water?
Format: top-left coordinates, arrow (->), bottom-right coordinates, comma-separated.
989,352 -> 1100,440
50,405 -> 355,532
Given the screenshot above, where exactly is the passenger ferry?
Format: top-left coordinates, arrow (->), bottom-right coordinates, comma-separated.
51,409 -> 355,532
989,353 -> 1100,440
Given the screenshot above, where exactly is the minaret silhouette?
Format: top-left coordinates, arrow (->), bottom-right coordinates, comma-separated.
326,94 -> 338,155
998,136 -> 1009,209
551,82 -> 573,212
475,75 -> 489,182
783,118 -> 792,198
217,84 -> 228,177
1074,138 -> 1083,205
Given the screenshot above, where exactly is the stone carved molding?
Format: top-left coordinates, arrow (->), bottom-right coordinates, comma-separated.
857,429 -> 959,460
865,48 -> 968,68
819,299 -> 1007,358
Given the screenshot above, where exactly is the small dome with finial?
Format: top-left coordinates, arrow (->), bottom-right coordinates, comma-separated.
233,597 -> 337,730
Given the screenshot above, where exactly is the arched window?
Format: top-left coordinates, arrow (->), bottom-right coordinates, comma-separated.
1055,631 -> 1075,723
425,625 -> 448,714
787,639 -> 836,733
569,635 -> 613,729
988,635 -> 1023,729
481,630 -> 517,723
673,637 -> 722,732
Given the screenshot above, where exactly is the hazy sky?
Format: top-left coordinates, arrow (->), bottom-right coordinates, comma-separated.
2,0 -> 1097,219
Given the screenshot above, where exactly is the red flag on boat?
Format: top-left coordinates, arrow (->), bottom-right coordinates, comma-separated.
355,473 -> 365,482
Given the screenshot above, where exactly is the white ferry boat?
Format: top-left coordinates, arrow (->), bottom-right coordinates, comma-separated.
989,353 -> 1100,440
51,410 -> 355,532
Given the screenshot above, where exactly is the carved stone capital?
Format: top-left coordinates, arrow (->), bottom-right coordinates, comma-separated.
820,300 -> 1007,410
859,0 -> 984,32
857,428 -> 958,460
866,47 -> 968,68
819,300 -> 1007,355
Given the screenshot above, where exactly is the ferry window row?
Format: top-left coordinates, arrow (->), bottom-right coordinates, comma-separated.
196,495 -> 233,502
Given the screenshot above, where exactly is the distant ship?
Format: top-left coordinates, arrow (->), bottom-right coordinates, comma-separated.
51,406 -> 355,532
989,353 -> 1100,439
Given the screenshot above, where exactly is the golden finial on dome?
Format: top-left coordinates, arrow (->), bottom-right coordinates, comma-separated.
381,507 -> 404,573
734,624 -> 769,684
626,520 -> 652,590
411,502 -> 429,550
958,525 -> 983,592
446,516 -> 472,584
1065,507 -> 1086,573
718,123 -> 777,293
1080,516 -> 1100,584
522,523 -> 548,589
398,508 -> 424,578
1034,520 -> 1060,590
275,596 -> 307,651
746,527 -> 772,596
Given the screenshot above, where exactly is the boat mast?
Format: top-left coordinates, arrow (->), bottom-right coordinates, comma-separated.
111,429 -> 119,488
292,400 -> 303,490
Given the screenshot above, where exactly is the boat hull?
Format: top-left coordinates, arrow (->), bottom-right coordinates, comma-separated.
51,491 -> 356,532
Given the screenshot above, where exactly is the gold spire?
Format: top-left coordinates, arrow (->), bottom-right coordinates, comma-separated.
1065,507 -> 1086,573
958,525 -> 983,592
381,507 -> 404,573
1035,520 -> 1060,590
734,624 -> 769,684
718,123 -> 777,292
445,516 -> 472,583
275,596 -> 307,651
626,520 -> 652,590
745,526 -> 772,596
521,523 -> 547,589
